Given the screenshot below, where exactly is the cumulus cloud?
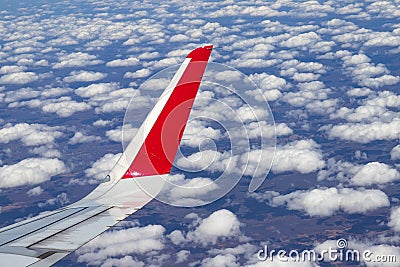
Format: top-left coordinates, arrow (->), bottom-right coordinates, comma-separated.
201,254 -> 239,267
391,145 -> 400,161
40,87 -> 73,98
272,139 -> 325,174
231,121 -> 292,141
280,32 -> 320,48
140,78 -> 170,91
330,91 -> 400,123
27,186 -> 44,196
180,120 -> 223,148
339,52 -> 399,88
63,70 -> 107,83
247,73 -> 288,101
106,125 -> 138,143
74,82 -> 146,114
159,174 -> 219,206
106,57 -> 140,67
350,162 -> 400,186
101,256 -> 144,267
0,123 -> 63,146
251,187 -> 389,217
176,250 -> 190,264
168,209 -> 241,246
94,88 -> 147,114
75,83 -> 119,98
124,68 -> 151,79
0,158 -> 66,188
29,145 -> 61,158
175,149 -> 230,173
346,87 -> 373,97
323,118 -> 400,143
68,132 -> 101,145
0,65 -> 26,74
169,34 -> 190,42
0,71 -> 39,84
53,52 -> 103,68
3,87 -> 40,103
93,119 -> 112,127
282,81 -> 335,114
77,224 -> 165,266
42,98 -> 91,117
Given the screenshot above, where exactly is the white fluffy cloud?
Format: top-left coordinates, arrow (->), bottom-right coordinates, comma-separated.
124,68 -> 151,79
77,224 -> 165,266
100,256 -> 144,267
391,145 -> 400,161
201,254 -> 239,267
0,123 -> 63,146
323,118 -> 400,143
181,120 -> 223,148
231,121 -> 292,140
75,83 -> 119,98
106,57 -> 139,67
3,87 -> 40,103
0,65 -> 26,74
0,71 -> 39,84
252,187 -> 389,217
53,52 -> 103,68
330,91 -> 400,123
27,186 -> 44,196
42,98 -> 91,117
74,81 -> 147,114
168,209 -> 241,246
68,132 -> 101,145
63,70 -> 107,83
158,174 -> 219,206
247,73 -> 287,102
338,52 -> 399,88
280,32 -> 320,48
0,158 -> 66,188
175,149 -> 231,173
106,125 -> 138,143
347,87 -> 373,97
351,162 -> 400,186
29,146 -> 61,158
272,140 -> 325,174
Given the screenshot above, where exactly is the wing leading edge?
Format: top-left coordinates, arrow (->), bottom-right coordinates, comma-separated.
0,45 -> 213,266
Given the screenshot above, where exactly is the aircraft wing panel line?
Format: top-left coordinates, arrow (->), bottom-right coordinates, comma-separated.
9,206 -> 113,248
0,207 -> 86,246
0,207 -> 81,234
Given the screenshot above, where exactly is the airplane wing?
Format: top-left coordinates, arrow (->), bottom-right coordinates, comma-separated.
0,45 -> 213,266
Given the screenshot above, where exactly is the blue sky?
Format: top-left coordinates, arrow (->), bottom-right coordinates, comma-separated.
1,0 -> 400,266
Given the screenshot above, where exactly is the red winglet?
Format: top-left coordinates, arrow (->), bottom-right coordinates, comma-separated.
123,45 -> 213,178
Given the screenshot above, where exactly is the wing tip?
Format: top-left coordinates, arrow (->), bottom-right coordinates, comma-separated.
186,45 -> 213,62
